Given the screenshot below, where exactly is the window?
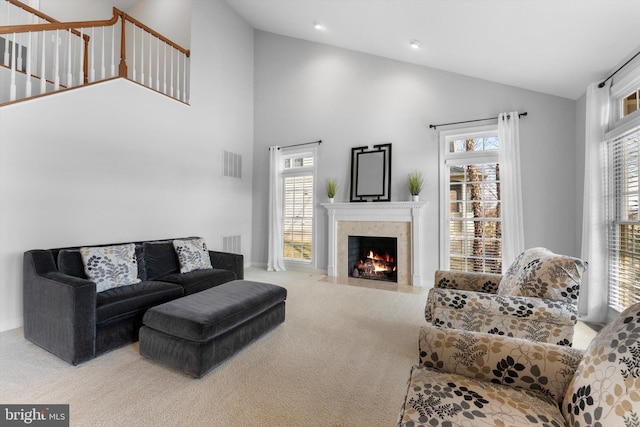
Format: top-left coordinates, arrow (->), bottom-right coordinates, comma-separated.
602,64 -> 640,314
607,130 -> 640,311
622,88 -> 639,118
441,126 -> 502,273
282,151 -> 315,262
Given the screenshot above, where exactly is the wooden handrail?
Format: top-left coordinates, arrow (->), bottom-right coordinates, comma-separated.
116,8 -> 190,57
0,10 -> 119,35
1,6 -> 190,57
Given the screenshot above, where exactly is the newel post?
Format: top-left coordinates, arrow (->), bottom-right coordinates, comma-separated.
118,12 -> 128,77
83,35 -> 89,84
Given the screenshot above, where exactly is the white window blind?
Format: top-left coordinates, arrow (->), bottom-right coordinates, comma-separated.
283,175 -> 313,261
282,151 -> 315,263
440,128 -> 503,274
607,129 -> 640,311
448,161 -> 502,273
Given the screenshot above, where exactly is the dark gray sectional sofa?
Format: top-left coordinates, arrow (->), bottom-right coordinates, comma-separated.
23,237 -> 243,365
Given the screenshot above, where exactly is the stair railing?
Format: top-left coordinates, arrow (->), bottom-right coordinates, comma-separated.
0,0 -> 190,105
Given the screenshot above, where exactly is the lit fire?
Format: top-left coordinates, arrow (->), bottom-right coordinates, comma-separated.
367,250 -> 396,273
353,250 -> 397,281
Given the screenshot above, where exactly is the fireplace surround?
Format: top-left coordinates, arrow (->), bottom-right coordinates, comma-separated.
322,202 -> 426,286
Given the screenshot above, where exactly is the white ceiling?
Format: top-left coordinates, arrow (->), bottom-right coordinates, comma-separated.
225,0 -> 640,100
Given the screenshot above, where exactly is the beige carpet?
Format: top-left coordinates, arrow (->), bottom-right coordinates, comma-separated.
0,268 -> 429,427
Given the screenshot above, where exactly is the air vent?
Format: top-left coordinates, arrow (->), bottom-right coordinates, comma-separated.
223,150 -> 242,178
223,235 -> 241,254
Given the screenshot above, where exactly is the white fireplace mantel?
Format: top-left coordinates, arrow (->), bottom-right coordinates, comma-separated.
322,201 -> 426,286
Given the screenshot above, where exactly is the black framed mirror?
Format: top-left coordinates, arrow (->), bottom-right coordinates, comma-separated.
349,143 -> 392,202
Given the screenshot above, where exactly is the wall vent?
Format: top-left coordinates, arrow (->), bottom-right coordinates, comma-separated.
223,235 -> 242,254
223,150 -> 242,178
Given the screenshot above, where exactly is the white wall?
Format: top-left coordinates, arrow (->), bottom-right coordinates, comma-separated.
252,31 -> 578,281
0,0 -> 253,331
126,0 -> 191,48
38,0 -> 118,21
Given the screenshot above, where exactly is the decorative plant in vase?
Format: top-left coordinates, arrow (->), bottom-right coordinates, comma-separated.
407,171 -> 424,201
325,178 -> 338,203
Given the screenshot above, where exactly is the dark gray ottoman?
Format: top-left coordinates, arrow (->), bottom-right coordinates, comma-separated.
139,279 -> 287,378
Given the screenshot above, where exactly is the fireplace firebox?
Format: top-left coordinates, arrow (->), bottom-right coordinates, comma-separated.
348,236 -> 397,282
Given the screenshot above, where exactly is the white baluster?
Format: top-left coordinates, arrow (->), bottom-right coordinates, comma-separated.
132,24 -> 136,82
110,25 -> 115,77
176,53 -> 181,101
100,26 -> 105,80
66,29 -> 72,87
54,29 -> 60,90
25,31 -> 32,97
17,31 -> 23,71
2,37 -> 8,67
183,55 -> 188,103
78,28 -> 84,85
140,30 -> 145,86
163,42 -> 167,94
156,37 -> 159,90
90,27 -> 95,82
175,55 -> 180,101
147,32 -> 152,87
170,47 -> 174,97
9,32 -> 17,101
40,30 -> 46,94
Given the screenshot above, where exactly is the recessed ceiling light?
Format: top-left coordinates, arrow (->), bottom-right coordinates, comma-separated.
313,21 -> 325,31
409,40 -> 422,49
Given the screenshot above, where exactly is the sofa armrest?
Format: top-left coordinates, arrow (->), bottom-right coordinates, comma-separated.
418,325 -> 583,404
434,269 -> 502,293
208,250 -> 244,280
23,250 -> 97,365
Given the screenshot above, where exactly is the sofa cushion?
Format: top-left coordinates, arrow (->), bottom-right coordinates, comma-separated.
57,249 -> 86,278
80,244 -> 141,292
156,268 -> 237,295
143,241 -> 180,280
497,247 -> 586,304
96,281 -> 183,326
173,238 -> 213,273
398,365 -> 566,426
562,302 -> 640,427
58,246 -> 146,280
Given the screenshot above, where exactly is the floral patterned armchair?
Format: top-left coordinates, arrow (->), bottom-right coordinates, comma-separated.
398,302 -> 640,426
425,247 -> 587,346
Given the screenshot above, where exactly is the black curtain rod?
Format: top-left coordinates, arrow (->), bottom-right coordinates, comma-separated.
598,50 -> 640,88
268,140 -> 322,150
429,112 -> 528,130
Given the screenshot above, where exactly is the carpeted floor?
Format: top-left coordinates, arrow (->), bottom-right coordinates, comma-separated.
0,268 -> 430,427
0,268 -> 597,427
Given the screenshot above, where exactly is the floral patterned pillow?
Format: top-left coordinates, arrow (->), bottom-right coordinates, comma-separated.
497,247 -> 587,304
80,244 -> 141,293
562,302 -> 640,427
172,238 -> 212,273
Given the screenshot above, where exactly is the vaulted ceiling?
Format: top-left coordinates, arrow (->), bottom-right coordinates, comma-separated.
225,0 -> 640,100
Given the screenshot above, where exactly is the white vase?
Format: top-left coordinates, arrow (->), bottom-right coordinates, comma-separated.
328,198 -> 335,203
411,195 -> 419,202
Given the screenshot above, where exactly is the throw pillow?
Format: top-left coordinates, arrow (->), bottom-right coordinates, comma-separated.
497,247 -> 587,304
143,241 -> 180,280
173,238 -> 213,273
80,243 -> 141,293
57,250 -> 87,278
